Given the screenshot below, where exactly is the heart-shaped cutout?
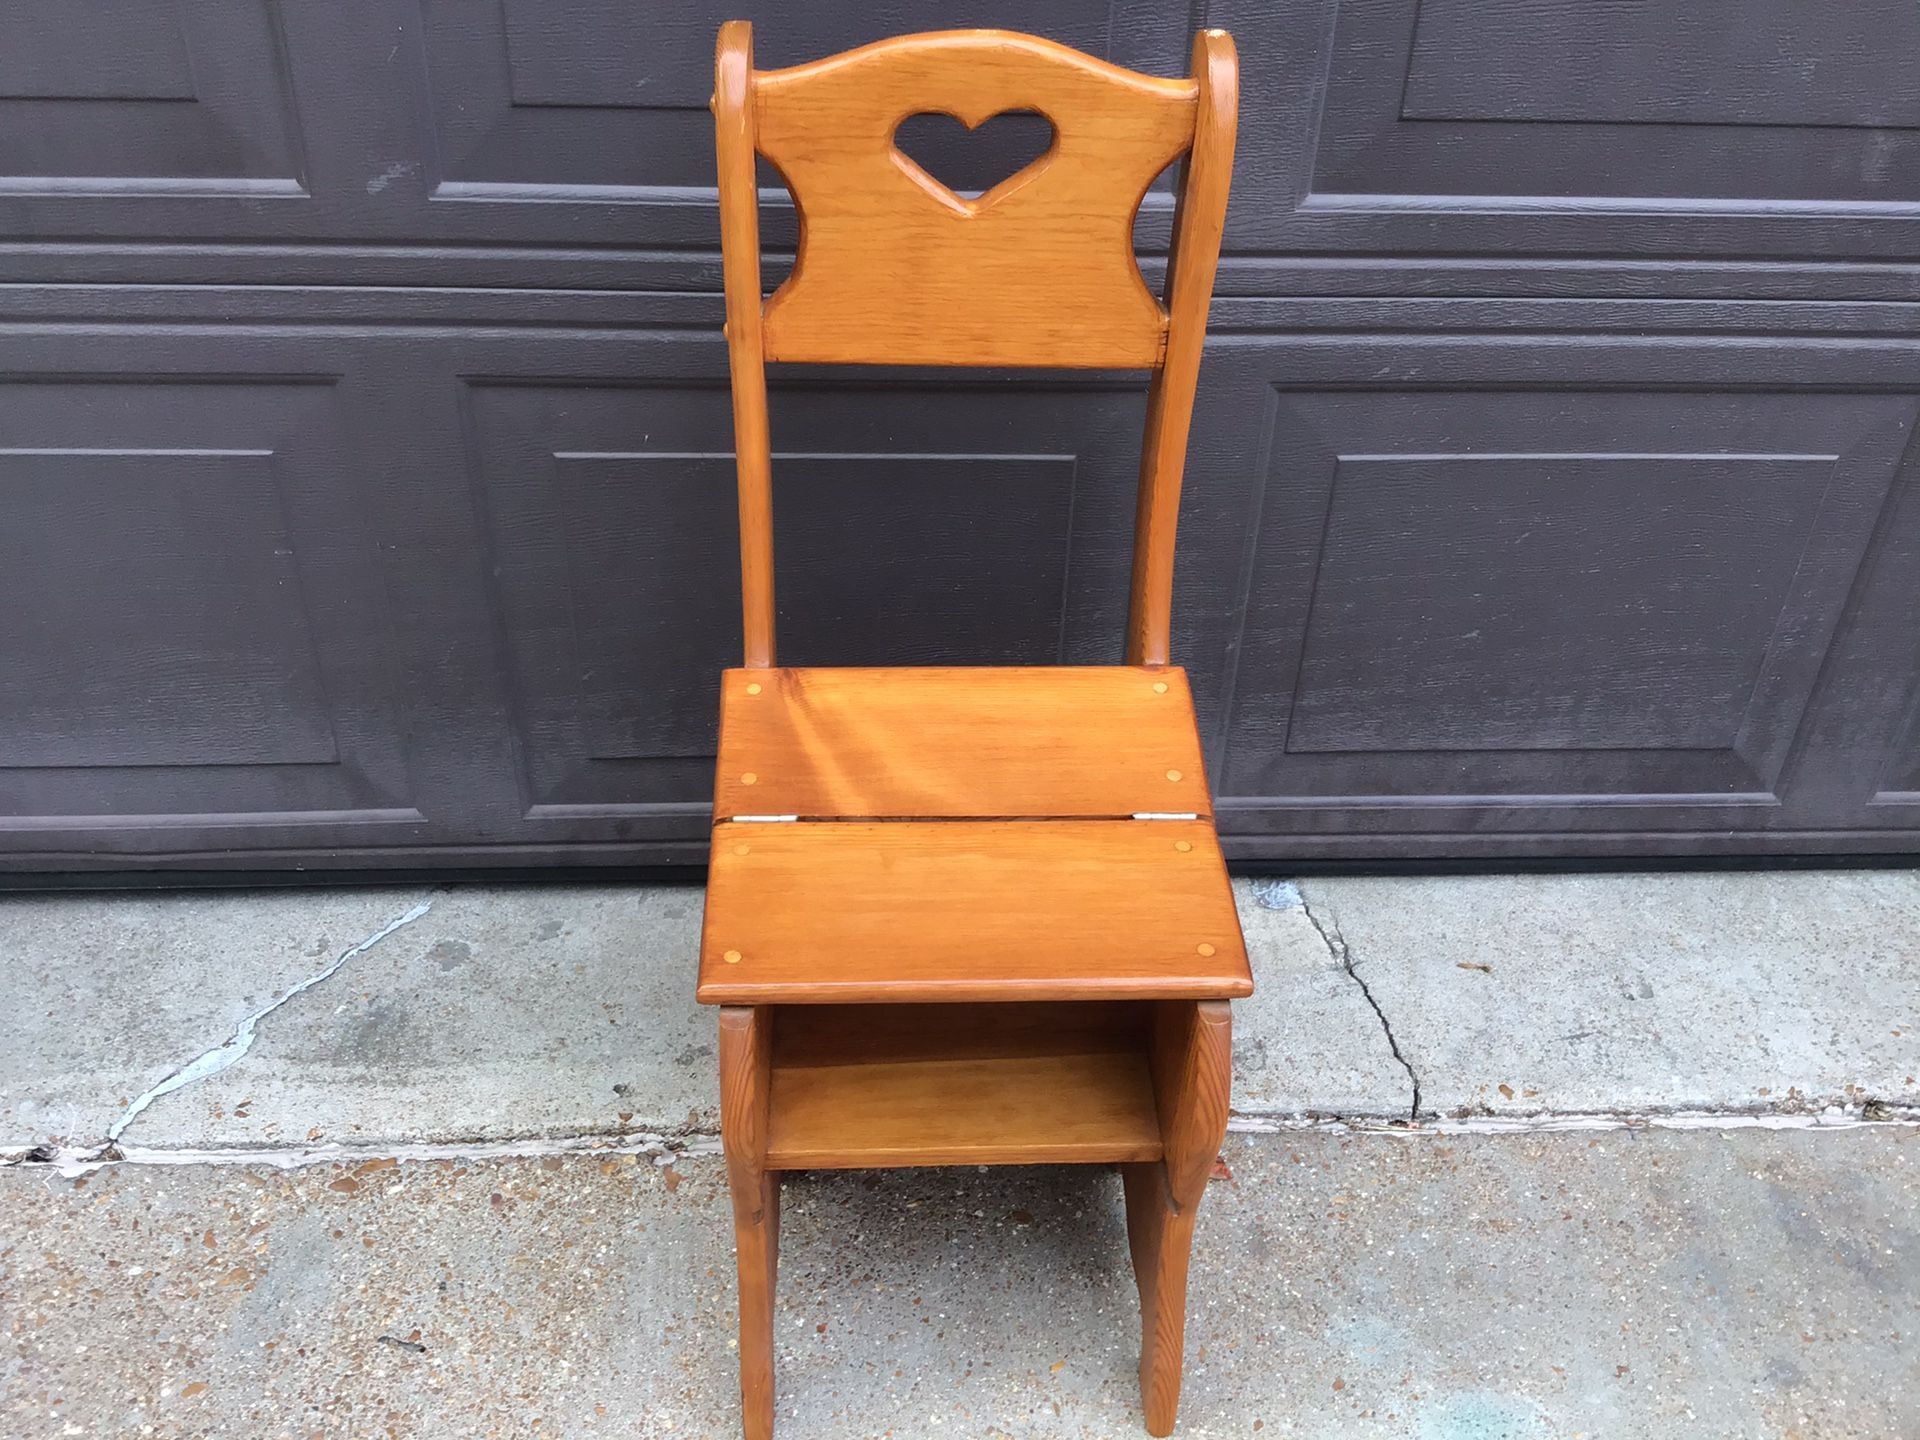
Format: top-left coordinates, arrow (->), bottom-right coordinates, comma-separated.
893,109 -> 1055,209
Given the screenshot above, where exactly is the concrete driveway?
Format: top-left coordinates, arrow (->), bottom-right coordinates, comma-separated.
4,871 -> 1917,1437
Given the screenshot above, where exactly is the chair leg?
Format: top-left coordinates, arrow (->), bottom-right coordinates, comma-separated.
720,1005 -> 779,1440
731,1169 -> 780,1440
1126,1000 -> 1232,1436
1123,1163 -> 1199,1436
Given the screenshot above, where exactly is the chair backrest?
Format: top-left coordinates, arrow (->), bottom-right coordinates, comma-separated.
714,22 -> 1237,668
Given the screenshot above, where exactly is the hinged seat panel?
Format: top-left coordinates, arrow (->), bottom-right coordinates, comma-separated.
713,665 -> 1212,820
698,818 -> 1251,1004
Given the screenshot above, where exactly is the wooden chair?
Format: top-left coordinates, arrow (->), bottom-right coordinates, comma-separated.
699,22 -> 1246,1438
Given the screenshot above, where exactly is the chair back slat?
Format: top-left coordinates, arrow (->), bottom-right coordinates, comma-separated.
713,22 -> 1237,668
753,31 -> 1197,368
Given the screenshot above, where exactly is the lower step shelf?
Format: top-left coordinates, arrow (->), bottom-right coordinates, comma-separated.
764,1002 -> 1167,1169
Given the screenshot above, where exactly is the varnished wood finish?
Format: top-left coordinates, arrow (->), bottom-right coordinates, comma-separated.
771,1051 -> 1160,1167
712,22 -> 1237,666
706,25 -> 1242,1436
719,1006 -> 779,1440
699,819 -> 1250,1005
713,665 -> 1211,820
1127,30 -> 1239,668
1149,1000 -> 1235,1211
755,31 -> 1196,368
712,21 -> 777,667
1122,1164 -> 1198,1438
1125,1000 -> 1232,1435
767,1002 -> 1162,1168
773,1000 -> 1149,1067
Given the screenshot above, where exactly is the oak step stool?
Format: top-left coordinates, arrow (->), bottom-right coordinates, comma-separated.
698,22 -> 1246,1438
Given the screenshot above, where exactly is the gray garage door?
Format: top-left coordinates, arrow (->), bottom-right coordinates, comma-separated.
4,1 -> 1919,874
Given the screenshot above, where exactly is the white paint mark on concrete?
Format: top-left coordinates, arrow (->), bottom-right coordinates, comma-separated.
101,899 -> 433,1145
11,1130 -> 722,1180
1226,1115 -> 1354,1134
1228,1104 -> 1920,1137
1250,877 -> 1303,911
10,1105 -> 1912,1180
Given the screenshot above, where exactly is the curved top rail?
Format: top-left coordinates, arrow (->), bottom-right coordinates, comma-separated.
748,30 -> 1200,368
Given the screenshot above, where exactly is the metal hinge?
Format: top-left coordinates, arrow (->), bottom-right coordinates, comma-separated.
729,814 -> 799,823
1131,812 -> 1199,821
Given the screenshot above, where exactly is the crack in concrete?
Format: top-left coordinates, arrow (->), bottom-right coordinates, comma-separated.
93,898 -> 434,1156
1300,890 -> 1423,1122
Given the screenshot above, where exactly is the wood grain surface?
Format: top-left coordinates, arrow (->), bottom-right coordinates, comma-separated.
1126,999 -> 1232,1435
718,1005 -> 779,1440
1126,29 -> 1238,667
772,999 -> 1149,1066
752,30 -> 1198,367
712,23 -> 1238,673
765,1003 -> 1163,1167
769,1049 -> 1162,1167
712,665 -> 1213,819
698,818 -> 1252,1004
713,20 -> 778,668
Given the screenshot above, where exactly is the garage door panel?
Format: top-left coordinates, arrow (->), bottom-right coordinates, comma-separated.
0,448 -> 338,770
0,374 -> 425,849
1284,454 -> 1836,758
1399,1 -> 1920,130
1210,0 -> 1920,263
1773,434 -> 1920,830
1312,0 -> 1920,205
417,0 -> 1188,223
1210,379 -> 1917,830
1874,758 -> 1920,812
1,3 -> 196,100
10,1 -> 1920,293
3,2 -> 1920,869
0,328 -> 1913,865
0,0 -> 303,189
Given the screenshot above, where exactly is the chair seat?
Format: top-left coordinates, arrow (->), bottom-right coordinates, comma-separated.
697,818 -> 1251,1004
712,665 -> 1213,820
701,664 -> 1249,1006
702,664 -> 1247,1004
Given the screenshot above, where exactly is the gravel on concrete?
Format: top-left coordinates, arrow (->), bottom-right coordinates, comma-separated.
5,1127 -> 1914,1439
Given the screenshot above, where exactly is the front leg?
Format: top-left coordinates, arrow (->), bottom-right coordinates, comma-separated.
1126,1000 -> 1232,1435
720,1006 -> 780,1440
